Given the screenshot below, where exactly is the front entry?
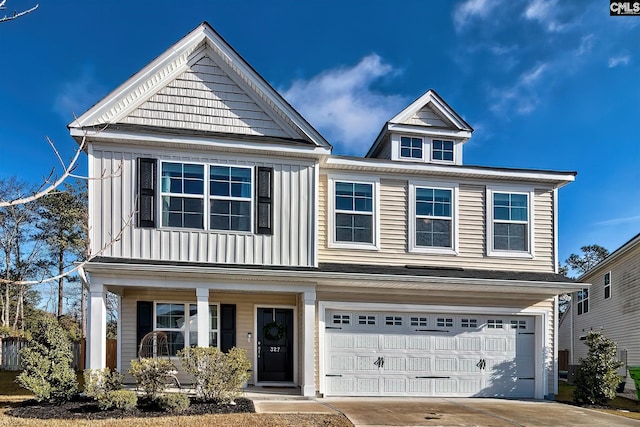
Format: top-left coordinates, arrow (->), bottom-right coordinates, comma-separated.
257,307 -> 294,382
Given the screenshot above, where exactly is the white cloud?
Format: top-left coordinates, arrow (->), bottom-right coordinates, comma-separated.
608,55 -> 630,68
575,34 -> 595,56
453,0 -> 503,32
490,63 -> 549,115
53,65 -> 106,120
595,214 -> 640,226
281,54 -> 407,155
524,0 -> 567,32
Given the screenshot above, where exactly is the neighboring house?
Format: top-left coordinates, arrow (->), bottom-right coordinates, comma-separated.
558,233 -> 640,389
70,22 -> 582,399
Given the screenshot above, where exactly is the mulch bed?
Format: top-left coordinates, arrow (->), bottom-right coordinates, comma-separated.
8,395 -> 255,420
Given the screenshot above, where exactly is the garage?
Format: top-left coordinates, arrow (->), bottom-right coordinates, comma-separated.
323,309 -> 536,397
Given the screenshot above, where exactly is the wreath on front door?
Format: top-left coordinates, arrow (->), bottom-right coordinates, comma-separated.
263,321 -> 286,341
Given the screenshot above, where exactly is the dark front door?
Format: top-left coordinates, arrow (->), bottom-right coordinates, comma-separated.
257,307 -> 294,382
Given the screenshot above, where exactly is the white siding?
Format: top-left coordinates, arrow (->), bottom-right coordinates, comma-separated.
120,55 -> 296,139
405,104 -> 450,128
90,144 -> 316,267
319,175 -> 556,272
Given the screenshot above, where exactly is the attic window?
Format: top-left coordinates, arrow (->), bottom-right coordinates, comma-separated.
400,137 -> 423,159
432,140 -> 454,162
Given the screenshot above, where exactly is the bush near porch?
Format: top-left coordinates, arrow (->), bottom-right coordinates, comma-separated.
557,381 -> 640,420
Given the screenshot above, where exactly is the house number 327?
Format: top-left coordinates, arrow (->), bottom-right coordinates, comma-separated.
270,347 -> 281,353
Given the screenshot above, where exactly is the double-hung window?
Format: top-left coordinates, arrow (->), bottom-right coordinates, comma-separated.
577,289 -> 589,315
409,181 -> 458,254
159,161 -> 255,232
209,166 -> 252,231
487,186 -> 534,257
329,176 -> 379,249
432,140 -> 454,162
400,136 -> 423,159
161,163 -> 205,229
154,302 -> 220,356
604,272 -> 611,299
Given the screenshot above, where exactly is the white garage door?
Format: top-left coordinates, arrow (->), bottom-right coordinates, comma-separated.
324,310 -> 535,397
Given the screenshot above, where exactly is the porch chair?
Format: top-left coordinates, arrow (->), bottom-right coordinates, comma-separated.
137,331 -> 181,389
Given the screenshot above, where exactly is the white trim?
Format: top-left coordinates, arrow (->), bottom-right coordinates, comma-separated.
429,138 -> 458,165
253,304 -> 298,388
318,300 -> 549,399
604,271 -> 612,299
553,188 -> 559,273
390,134 -> 426,162
553,294 -> 559,395
313,162 -> 320,267
486,184 -> 536,258
389,90 -> 472,132
116,293 -> 122,372
408,180 -> 459,255
327,173 -> 380,250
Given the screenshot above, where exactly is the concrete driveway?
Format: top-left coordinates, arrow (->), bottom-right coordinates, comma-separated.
317,397 -> 640,427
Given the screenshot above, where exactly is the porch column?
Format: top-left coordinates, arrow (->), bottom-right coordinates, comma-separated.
196,287 -> 210,347
87,282 -> 107,369
302,291 -> 316,397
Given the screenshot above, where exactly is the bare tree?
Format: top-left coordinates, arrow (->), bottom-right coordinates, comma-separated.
0,1 -> 38,23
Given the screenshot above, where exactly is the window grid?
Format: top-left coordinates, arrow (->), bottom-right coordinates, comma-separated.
410,317 -> 428,327
604,272 -> 611,299
577,289 -> 589,315
160,162 -> 254,232
493,192 -> 529,252
432,140 -> 454,162
385,316 -> 402,326
487,319 -> 503,329
461,318 -> 478,328
334,181 -> 374,244
437,318 -> 453,327
155,303 -> 198,356
400,136 -> 423,159
358,315 -> 376,325
510,320 -> 526,329
333,314 -> 351,325
415,187 -> 452,248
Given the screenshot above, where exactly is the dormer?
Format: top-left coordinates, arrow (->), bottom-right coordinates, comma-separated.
366,90 -> 473,165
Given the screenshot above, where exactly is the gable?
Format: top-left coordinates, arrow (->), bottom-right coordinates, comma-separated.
70,22 -> 330,149
119,54 -> 294,139
404,104 -> 453,129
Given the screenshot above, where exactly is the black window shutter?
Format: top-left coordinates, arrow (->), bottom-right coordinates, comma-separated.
136,301 -> 153,348
137,158 -> 157,228
220,304 -> 236,353
256,167 -> 273,235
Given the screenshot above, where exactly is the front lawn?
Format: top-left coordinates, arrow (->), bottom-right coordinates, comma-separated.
556,381 -> 640,421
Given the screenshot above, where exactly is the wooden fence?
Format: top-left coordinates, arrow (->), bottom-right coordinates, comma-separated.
558,349 -> 569,371
0,337 -> 117,371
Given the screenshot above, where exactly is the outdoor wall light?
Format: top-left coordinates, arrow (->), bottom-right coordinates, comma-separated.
247,332 -> 252,342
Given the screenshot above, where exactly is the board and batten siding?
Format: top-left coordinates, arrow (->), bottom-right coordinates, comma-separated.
119,288 -> 297,385
318,174 -> 556,272
572,244 -> 640,366
90,145 -> 316,267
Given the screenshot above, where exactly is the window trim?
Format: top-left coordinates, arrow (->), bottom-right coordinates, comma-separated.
408,180 -> 459,255
577,288 -> 589,315
153,301 -> 220,357
604,271 -> 611,300
158,161 -> 254,234
399,136 -> 424,160
486,185 -> 535,258
429,139 -> 456,164
327,174 -> 380,250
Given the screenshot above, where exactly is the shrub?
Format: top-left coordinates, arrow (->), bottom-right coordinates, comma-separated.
178,346 -> 251,403
84,368 -> 124,399
16,316 -> 78,402
129,358 -> 175,399
574,331 -> 623,405
97,390 -> 138,411
157,392 -> 190,413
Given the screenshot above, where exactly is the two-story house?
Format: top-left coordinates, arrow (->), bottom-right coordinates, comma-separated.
70,22 -> 582,399
558,233 -> 640,390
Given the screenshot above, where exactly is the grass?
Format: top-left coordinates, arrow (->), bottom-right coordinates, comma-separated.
556,380 -> 640,420
0,371 -> 352,427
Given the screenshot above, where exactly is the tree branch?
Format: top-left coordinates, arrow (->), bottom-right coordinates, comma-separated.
0,2 -> 38,23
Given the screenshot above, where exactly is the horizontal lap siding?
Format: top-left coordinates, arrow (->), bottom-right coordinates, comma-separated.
120,288 -> 296,385
319,174 -> 555,272
574,246 -> 640,366
91,146 -> 315,267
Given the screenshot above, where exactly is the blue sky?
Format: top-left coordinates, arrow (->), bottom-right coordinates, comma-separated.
0,0 -> 638,269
